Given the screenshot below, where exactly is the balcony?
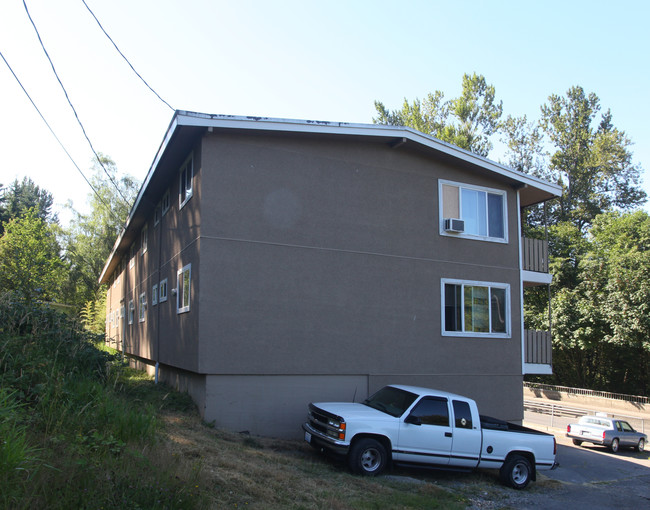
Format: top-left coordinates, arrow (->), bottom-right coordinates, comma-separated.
524,329 -> 552,374
522,237 -> 548,273
522,237 -> 551,286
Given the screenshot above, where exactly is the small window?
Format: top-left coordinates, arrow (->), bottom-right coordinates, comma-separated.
409,397 -> 449,427
452,400 -> 473,429
179,154 -> 193,209
128,300 -> 135,325
177,264 -> 191,314
139,292 -> 147,322
159,278 -> 168,303
154,204 -> 161,226
141,225 -> 148,255
129,243 -> 136,268
152,284 -> 158,306
440,180 -> 507,242
442,279 -> 510,337
161,190 -> 170,216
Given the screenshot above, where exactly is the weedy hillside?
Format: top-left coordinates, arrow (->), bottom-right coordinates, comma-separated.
0,296 -> 476,509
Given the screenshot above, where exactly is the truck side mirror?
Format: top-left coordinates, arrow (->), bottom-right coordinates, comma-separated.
404,414 -> 421,426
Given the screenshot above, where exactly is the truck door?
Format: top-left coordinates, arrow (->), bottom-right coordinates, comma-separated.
395,396 -> 452,466
449,399 -> 482,468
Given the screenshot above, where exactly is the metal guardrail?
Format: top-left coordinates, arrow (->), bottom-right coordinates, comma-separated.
524,400 -> 646,434
524,382 -> 649,405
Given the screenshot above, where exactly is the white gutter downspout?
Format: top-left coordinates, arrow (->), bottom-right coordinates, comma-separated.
517,190 -> 525,376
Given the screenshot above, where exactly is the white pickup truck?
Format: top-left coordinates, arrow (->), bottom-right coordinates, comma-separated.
302,385 -> 557,489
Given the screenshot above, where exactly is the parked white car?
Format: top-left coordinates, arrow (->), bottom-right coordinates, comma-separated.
566,415 -> 646,452
303,385 -> 557,489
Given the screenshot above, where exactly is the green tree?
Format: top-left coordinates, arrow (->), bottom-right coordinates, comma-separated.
373,73 -> 503,157
63,155 -> 139,308
540,86 -> 646,230
0,177 -> 57,233
0,208 -> 66,303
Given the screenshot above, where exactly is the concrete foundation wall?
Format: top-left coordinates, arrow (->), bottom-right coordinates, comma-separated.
204,375 -> 368,438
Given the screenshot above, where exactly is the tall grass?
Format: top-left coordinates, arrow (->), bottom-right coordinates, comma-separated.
0,294 -> 206,509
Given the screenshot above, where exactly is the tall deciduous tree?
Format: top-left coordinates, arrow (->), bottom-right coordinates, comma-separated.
63,155 -> 139,308
0,208 -> 66,303
373,73 -> 503,157
540,86 -> 646,230
550,212 -> 650,395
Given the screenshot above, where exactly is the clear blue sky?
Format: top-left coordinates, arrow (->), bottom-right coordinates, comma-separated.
2,0 -> 649,223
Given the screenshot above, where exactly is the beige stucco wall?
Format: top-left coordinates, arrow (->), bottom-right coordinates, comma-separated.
193,131 -> 525,436
107,128 -> 531,437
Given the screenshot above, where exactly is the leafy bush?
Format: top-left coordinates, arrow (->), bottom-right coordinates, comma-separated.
0,295 -> 205,509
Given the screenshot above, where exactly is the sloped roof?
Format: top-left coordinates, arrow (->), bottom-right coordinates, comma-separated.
99,110 -> 562,283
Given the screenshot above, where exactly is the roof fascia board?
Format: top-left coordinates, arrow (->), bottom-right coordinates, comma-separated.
176,111 -> 562,198
99,113 -> 182,283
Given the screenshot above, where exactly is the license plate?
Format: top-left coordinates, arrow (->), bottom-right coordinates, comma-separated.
304,431 -> 312,443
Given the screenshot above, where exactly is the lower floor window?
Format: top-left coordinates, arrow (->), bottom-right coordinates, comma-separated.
442,279 -> 509,336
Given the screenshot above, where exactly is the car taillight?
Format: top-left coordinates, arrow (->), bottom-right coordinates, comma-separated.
567,425 -> 571,433
603,431 -> 606,440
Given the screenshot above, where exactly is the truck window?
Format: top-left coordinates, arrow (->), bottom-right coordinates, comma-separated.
452,400 -> 473,429
409,397 -> 449,426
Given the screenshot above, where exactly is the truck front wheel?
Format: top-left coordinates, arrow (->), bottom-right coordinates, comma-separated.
348,438 -> 388,476
499,454 -> 532,490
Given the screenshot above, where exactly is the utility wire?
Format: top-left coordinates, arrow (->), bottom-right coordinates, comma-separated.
0,50 -> 122,224
81,0 -> 175,112
22,0 -> 131,210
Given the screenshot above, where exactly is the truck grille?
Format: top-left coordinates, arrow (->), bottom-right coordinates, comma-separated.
308,404 -> 345,440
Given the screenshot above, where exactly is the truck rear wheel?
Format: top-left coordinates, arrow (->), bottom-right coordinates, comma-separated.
499,454 -> 532,490
348,438 -> 388,476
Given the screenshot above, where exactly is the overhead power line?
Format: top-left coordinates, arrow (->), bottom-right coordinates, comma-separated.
81,0 -> 175,112
22,0 -> 131,210
0,50 -> 122,224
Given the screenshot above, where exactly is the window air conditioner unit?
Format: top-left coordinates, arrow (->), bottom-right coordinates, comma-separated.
444,218 -> 465,233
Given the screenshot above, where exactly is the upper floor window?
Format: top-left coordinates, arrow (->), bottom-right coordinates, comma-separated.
179,154 -> 193,209
154,204 -> 161,226
129,243 -> 136,268
161,189 -> 170,216
177,264 -> 191,314
442,278 -> 510,337
439,180 -> 507,242
141,224 -> 148,255
152,283 -> 158,306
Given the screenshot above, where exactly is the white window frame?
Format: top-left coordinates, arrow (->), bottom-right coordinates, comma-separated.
441,278 -> 511,338
154,204 -> 161,226
177,264 -> 191,314
152,283 -> 158,306
139,292 -> 147,323
128,299 -> 135,325
179,154 -> 193,209
141,224 -> 148,255
439,180 -> 508,243
159,278 -> 168,303
161,189 -> 170,216
129,243 -> 136,268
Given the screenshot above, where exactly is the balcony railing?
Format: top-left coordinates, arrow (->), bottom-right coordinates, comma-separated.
522,237 -> 549,273
524,329 -> 552,365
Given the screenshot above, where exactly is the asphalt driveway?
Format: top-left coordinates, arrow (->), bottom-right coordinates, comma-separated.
387,430 -> 650,509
